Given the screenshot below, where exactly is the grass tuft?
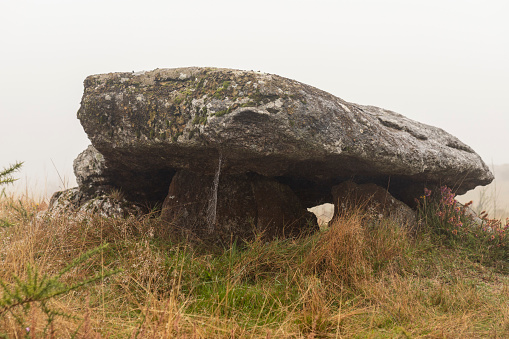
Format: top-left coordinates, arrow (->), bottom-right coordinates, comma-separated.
0,187 -> 508,337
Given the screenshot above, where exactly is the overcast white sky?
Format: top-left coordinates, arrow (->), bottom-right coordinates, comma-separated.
1,0 -> 508,198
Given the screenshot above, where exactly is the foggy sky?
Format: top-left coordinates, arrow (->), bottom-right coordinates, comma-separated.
1,0 -> 508,198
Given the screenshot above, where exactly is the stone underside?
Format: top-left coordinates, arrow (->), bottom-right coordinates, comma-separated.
47,67 -> 494,241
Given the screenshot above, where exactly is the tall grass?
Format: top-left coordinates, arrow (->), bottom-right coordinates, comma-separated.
1,190 -> 508,338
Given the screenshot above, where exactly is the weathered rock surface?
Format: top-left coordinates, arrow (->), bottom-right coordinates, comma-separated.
74,145 -> 110,197
45,187 -> 141,219
331,181 -> 417,227
76,67 -> 492,206
53,67 -> 494,240
161,170 -> 317,241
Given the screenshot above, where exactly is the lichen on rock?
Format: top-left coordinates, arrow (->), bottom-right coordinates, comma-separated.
45,187 -> 141,220
48,67 -> 494,241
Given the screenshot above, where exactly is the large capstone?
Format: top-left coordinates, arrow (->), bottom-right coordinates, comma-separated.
53,67 -> 493,240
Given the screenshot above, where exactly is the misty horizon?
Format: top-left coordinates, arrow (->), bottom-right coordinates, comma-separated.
2,0 -> 508,205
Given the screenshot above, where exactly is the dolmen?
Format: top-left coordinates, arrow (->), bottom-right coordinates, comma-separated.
49,67 -> 494,241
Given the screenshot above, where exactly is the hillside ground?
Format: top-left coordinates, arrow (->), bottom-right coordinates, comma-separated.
1,188 -> 508,338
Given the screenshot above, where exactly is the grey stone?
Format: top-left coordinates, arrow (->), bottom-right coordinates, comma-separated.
46,187 -> 83,216
74,145 -> 110,197
57,67 -> 494,239
45,187 -> 141,219
331,181 -> 417,227
75,67 -> 492,207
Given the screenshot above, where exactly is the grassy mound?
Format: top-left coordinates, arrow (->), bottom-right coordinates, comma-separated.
1,189 -> 508,338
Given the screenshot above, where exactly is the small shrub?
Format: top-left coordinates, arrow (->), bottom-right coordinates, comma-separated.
0,162 -> 23,227
0,162 -> 23,187
416,185 -> 509,266
416,186 -> 474,239
0,243 -> 121,337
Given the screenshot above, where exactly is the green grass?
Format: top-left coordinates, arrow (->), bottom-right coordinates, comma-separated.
0,190 -> 508,338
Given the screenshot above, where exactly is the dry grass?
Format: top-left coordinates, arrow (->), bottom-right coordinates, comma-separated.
1,193 -> 508,338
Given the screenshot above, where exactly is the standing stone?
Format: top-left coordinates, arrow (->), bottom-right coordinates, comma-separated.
331,181 -> 416,227
161,170 -> 317,242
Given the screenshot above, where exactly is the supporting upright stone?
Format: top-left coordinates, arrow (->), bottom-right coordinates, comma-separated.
331,181 -> 416,227
161,170 -> 317,242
